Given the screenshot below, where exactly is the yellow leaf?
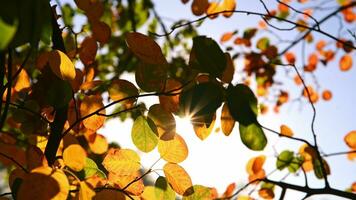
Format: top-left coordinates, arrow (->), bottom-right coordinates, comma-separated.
163,163 -> 192,195
48,50 -> 76,81
158,134 -> 189,163
141,186 -> 158,200
17,166 -> 69,200
220,103 -> 235,136
80,95 -> 106,131
193,115 -> 216,140
280,124 -> 294,137
126,32 -> 167,65
345,130 -> 356,149
88,133 -> 109,155
63,144 -> 87,172
148,104 -> 176,140
14,69 -> 31,92
108,79 -> 138,108
102,148 -> 141,175
221,0 -> 236,18
77,181 -> 95,200
109,171 -> 144,195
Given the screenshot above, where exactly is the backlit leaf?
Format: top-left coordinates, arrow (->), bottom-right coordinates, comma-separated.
339,54 -> 352,71
88,134 -> 109,155
48,50 -> 76,81
154,176 -> 176,200
92,21 -> 111,44
239,122 -> 267,151
221,103 -> 235,136
220,53 -> 235,83
79,36 -> 97,65
131,116 -> 159,152
226,84 -> 258,126
191,36 -> 226,78
17,166 -> 69,200
191,0 -> 209,16
108,79 -> 139,108
159,79 -> 182,113
102,148 -> 140,175
148,104 -> 176,140
80,95 -> 106,131
183,185 -> 216,199
158,134 -> 188,163
163,163 -> 193,195
63,144 -> 87,172
79,158 -> 106,179
221,0 -> 236,18
126,32 -> 167,65
193,115 -> 216,140
77,181 -> 95,200
109,171 -> 144,195
344,130 -> 356,149
0,17 -> 17,50
280,125 -> 294,137
135,62 -> 167,92
246,155 -> 266,175
276,150 -> 294,170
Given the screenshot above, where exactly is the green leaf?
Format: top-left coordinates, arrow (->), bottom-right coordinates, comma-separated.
239,122 -> 267,151
131,116 -> 158,152
226,84 -> 258,126
288,156 -> 303,173
78,158 -> 106,179
191,36 -> 226,78
182,185 -> 215,200
313,159 -> 330,179
276,150 -> 294,170
256,37 -> 270,51
0,17 -> 17,50
243,28 -> 257,40
179,82 -> 224,126
261,182 -> 275,190
154,176 -> 175,200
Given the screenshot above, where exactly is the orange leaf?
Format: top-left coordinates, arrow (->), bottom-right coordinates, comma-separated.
284,52 -> 296,64
126,32 -> 167,65
280,124 -> 294,137
220,53 -> 235,83
17,166 -> 69,200
159,79 -> 182,113
102,148 -> 140,175
80,95 -> 106,131
163,163 -> 193,195
258,188 -> 274,199
222,183 -> 236,198
246,155 -> 266,175
108,79 -> 138,108
344,130 -> 356,149
148,104 -> 176,140
221,0 -> 236,18
339,54 -> 353,71
88,133 -> 108,155
191,0 -> 209,16
108,171 -> 144,195
158,134 -> 188,163
322,90 -> 332,101
26,145 -> 48,170
79,37 -> 98,66
220,32 -> 234,43
48,50 -> 76,81
63,144 -> 87,172
14,69 -> 31,92
92,21 -> 111,44
220,103 -> 235,136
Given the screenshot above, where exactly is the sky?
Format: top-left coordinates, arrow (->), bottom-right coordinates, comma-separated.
100,0 -> 356,199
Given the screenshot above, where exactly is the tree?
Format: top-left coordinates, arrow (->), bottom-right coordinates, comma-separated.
0,0 -> 355,199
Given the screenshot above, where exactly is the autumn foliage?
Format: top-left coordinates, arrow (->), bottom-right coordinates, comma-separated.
0,0 -> 355,199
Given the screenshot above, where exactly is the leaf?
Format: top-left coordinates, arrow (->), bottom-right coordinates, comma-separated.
159,79 -> 182,113
0,17 -> 17,50
256,37 -> 270,51
313,159 -> 330,179
148,104 -> 176,140
288,156 -> 303,173
93,190 -> 125,200
226,84 -> 258,126
154,176 -> 176,200
344,130 -> 356,149
26,145 -> 48,171
79,36 -> 98,65
163,163 -> 193,195
102,148 -> 140,175
108,79 -> 139,108
79,158 -> 106,179
191,0 -> 209,16
48,50 -> 76,81
239,122 -> 267,151
109,171 -> 144,195
339,54 -> 352,71
80,95 -> 106,131
193,115 -> 216,140
158,134 -> 188,163
221,103 -> 235,136
126,32 -> 167,65
78,181 -> 95,200
191,36 -> 226,78
258,188 -> 274,199
322,90 -> 332,101
17,166 -> 69,200
246,155 -> 266,175
280,125 -> 294,137
276,150 -> 294,170
135,62 -> 167,92
63,144 -> 87,172
131,116 -> 159,152
183,185 -> 216,200
221,0 -> 236,18
87,134 -> 108,155
222,183 -> 236,198
220,53 -> 235,83
220,32 -> 235,43
141,186 -> 159,200
92,21 -> 111,44
179,82 -> 223,126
